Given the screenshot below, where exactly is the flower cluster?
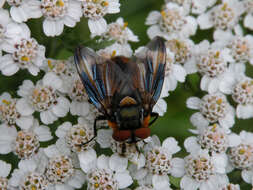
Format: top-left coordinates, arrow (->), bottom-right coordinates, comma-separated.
0,0 -> 253,189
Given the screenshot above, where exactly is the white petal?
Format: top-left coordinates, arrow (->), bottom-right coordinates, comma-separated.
67,170 -> 85,188
228,133 -> 241,147
244,14 -> 253,30
180,175 -> 199,190
115,171 -> 133,189
200,75 -> 211,92
78,149 -> 97,173
236,104 -> 253,119
212,153 -> 227,174
28,65 -> 40,76
219,107 -> 235,129
10,6 -> 28,23
42,72 -> 62,90
172,64 -> 186,82
152,98 -> 167,116
70,101 -> 90,116
208,78 -> 220,93
16,116 -> 34,130
190,112 -> 209,128
184,58 -> 197,74
96,129 -> 113,149
88,18 -> 107,35
44,144 -> 61,158
242,169 -> 253,184
0,55 -> 19,76
97,154 -> 110,170
18,159 -> 37,172
184,136 -> 200,154
107,1 -> 120,13
40,110 -> 57,124
43,19 -> 64,37
109,153 -> 128,172
197,12 -> 213,29
17,80 -> 34,97
145,11 -> 160,25
0,160 -> 11,177
170,158 -> 185,178
162,137 -> 180,154
52,97 -> 70,117
34,125 -> 53,141
55,184 -> 73,190
152,174 -> 171,190
186,97 -> 201,110
0,125 -> 17,154
55,122 -> 72,138
16,98 -> 34,116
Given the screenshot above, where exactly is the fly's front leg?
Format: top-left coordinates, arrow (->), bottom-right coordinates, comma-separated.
149,112 -> 159,126
81,115 -> 107,146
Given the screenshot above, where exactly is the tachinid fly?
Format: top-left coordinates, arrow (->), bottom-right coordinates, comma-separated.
74,36 -> 166,143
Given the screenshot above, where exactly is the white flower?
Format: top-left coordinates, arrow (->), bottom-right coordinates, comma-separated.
243,0 -> 253,30
82,0 -> 120,35
44,144 -> 86,189
0,160 -> 11,190
146,3 -> 197,40
219,183 -> 240,190
0,9 -> 31,52
98,17 -> 139,44
191,0 -> 217,15
9,159 -> 49,189
17,73 -> 70,124
165,0 -> 192,14
0,92 -> 34,129
0,24 -> 46,76
43,58 -> 76,94
187,93 -> 235,130
162,50 -> 186,93
79,152 -> 133,189
97,42 -> 133,58
152,98 -> 167,116
180,149 -> 228,190
197,0 -> 244,30
227,131 -> 253,182
7,0 -> 42,23
0,120 -> 52,159
41,0 -> 82,36
185,124 -> 233,155
231,77 -> 253,119
55,117 -> 95,153
133,137 -> 184,190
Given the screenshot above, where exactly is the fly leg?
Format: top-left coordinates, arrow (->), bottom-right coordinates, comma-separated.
149,112 -> 159,126
80,115 -> 107,146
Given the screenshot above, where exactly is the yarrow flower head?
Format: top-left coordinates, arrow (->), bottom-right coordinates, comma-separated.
197,0 -> 244,31
44,144 -> 86,189
187,93 -> 235,130
82,0 -> 120,35
55,117 -> 95,154
0,24 -> 46,76
232,77 -> 253,119
17,73 -> 70,124
9,158 -> 49,190
180,149 -> 228,190
79,151 -> 133,189
41,0 -> 82,36
0,120 -> 52,159
6,0 -> 42,23
146,2 -> 197,40
0,160 -> 11,190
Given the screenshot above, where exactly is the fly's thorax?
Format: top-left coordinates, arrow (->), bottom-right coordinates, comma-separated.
115,104 -> 144,130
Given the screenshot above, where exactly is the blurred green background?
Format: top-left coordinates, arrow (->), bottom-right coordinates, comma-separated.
1,0 -> 253,189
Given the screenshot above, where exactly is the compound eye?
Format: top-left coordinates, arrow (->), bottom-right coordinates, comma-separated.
112,129 -> 131,142
134,128 -> 151,140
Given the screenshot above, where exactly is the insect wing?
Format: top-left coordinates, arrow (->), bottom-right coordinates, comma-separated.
135,36 -> 167,109
74,46 -> 124,115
